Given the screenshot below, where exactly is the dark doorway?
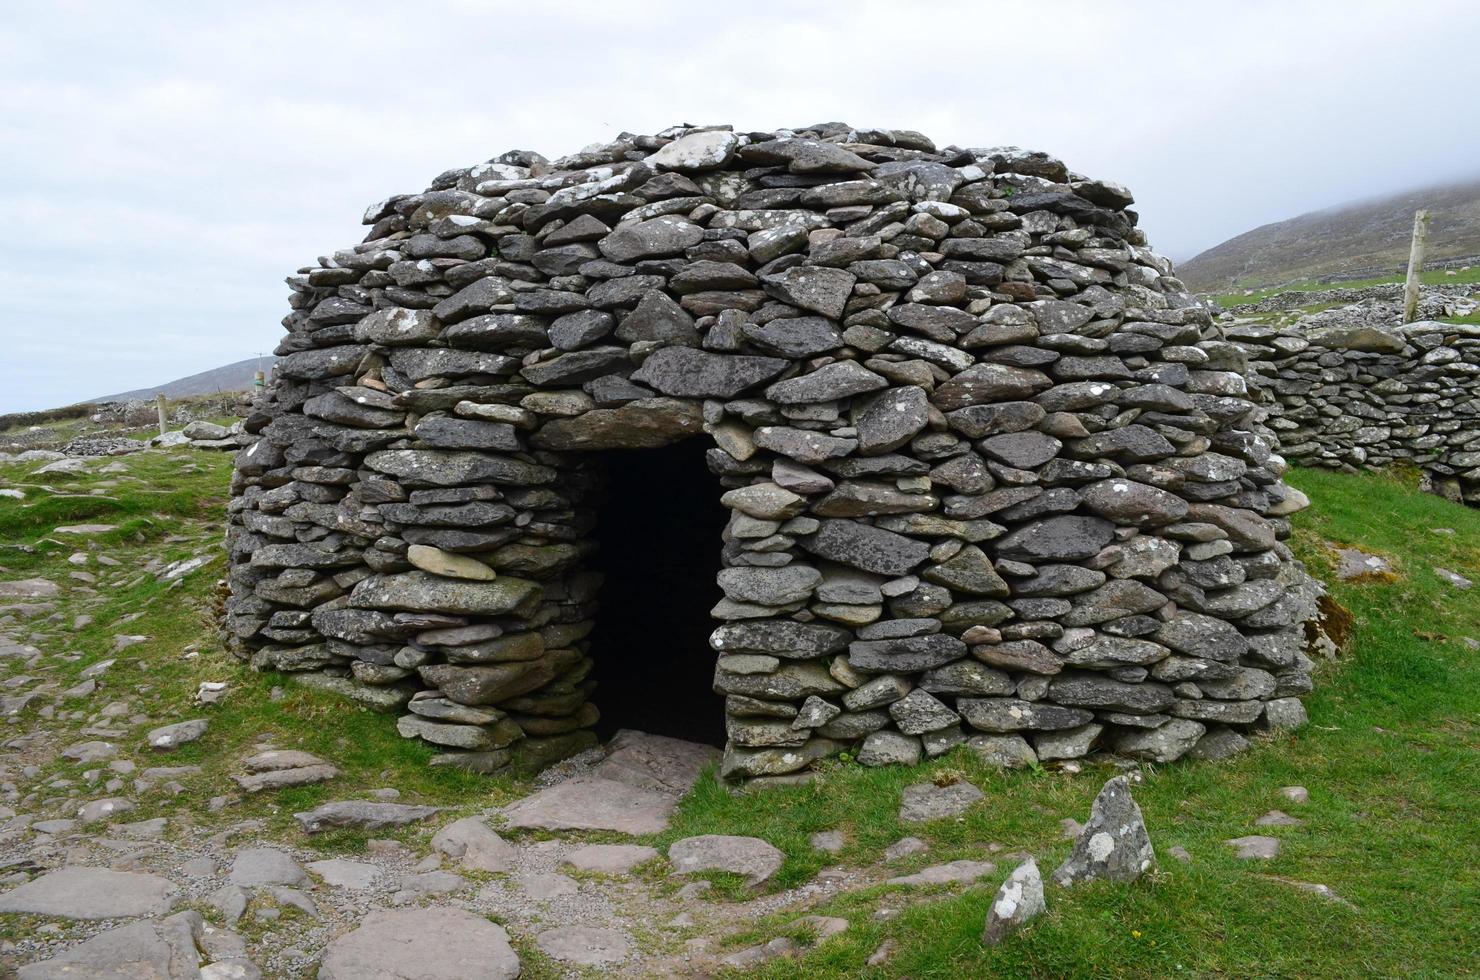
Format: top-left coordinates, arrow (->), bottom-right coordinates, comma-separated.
588,437 -> 729,746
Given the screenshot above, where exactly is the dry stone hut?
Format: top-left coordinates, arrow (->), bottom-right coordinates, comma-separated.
225,123 -> 1322,782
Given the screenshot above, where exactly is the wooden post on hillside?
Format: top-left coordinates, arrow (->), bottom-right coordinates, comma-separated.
155,393 -> 169,437
1403,209 -> 1431,323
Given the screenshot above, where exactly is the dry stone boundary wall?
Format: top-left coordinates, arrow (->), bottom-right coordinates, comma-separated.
1228,319 -> 1480,504
225,123 -> 1322,782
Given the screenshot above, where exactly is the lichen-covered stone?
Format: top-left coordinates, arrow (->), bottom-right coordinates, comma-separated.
981,858 -> 1046,945
1053,776 -> 1156,886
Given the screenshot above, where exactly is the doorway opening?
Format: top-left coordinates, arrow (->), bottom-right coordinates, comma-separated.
587,438 -> 728,746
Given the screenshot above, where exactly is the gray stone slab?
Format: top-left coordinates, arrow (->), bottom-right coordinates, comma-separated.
0,867 -> 178,920
668,834 -> 784,886
19,911 -> 203,979
503,777 -> 678,835
318,907 -> 520,980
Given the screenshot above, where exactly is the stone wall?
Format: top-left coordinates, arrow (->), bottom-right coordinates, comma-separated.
1227,319 -> 1480,504
1223,281 -> 1477,317
225,123 -> 1322,782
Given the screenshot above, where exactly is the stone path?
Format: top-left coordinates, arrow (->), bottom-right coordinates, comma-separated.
501,731 -> 719,834
0,693 -> 1006,977
0,484 -> 1352,977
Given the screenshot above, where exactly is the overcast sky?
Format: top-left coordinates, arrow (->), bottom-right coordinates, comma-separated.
3,0 -> 1477,414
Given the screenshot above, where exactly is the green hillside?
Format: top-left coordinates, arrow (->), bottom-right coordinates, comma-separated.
1181,178 -> 1480,293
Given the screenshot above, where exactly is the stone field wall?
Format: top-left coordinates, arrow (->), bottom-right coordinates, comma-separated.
225,123 -> 1323,781
1228,319 -> 1480,505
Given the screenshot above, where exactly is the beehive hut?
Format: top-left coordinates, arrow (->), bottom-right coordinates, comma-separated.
225,123 -> 1323,781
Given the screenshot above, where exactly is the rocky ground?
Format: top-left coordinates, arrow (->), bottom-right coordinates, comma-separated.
0,444 -> 1032,978
1,443 -> 1477,978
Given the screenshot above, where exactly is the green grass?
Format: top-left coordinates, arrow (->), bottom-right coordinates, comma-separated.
0,450 -> 525,846
651,466 -> 1480,978
1,455 -> 1476,977
1210,266 -> 1480,308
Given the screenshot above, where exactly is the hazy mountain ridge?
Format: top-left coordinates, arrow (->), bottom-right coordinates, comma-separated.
91,356 -> 275,403
1179,178 -> 1480,292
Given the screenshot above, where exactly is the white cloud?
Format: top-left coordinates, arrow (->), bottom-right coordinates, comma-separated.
3,0 -> 1478,411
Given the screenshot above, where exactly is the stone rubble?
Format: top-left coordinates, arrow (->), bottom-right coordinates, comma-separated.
221,122 -> 1323,779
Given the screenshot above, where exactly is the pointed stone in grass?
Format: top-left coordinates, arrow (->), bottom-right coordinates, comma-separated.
1052,775 -> 1156,886
981,858 -> 1046,945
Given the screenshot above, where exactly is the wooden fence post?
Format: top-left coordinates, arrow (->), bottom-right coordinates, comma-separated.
1403,209 -> 1431,323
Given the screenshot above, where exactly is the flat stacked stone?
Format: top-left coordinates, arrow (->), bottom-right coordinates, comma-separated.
1228,319 -> 1480,506
225,123 -> 1322,780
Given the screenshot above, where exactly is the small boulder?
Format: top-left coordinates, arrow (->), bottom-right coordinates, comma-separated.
147,719 -> 209,751
306,859 -> 378,890
981,858 -> 1046,945
0,867 -> 177,920
17,911 -> 204,980
430,817 -> 518,873
1052,775 -> 1156,886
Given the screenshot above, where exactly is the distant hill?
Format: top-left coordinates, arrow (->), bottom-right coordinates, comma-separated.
92,356 -> 276,403
1179,178 -> 1480,293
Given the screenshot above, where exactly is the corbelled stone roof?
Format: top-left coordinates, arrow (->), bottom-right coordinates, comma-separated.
227,123 -> 1321,780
